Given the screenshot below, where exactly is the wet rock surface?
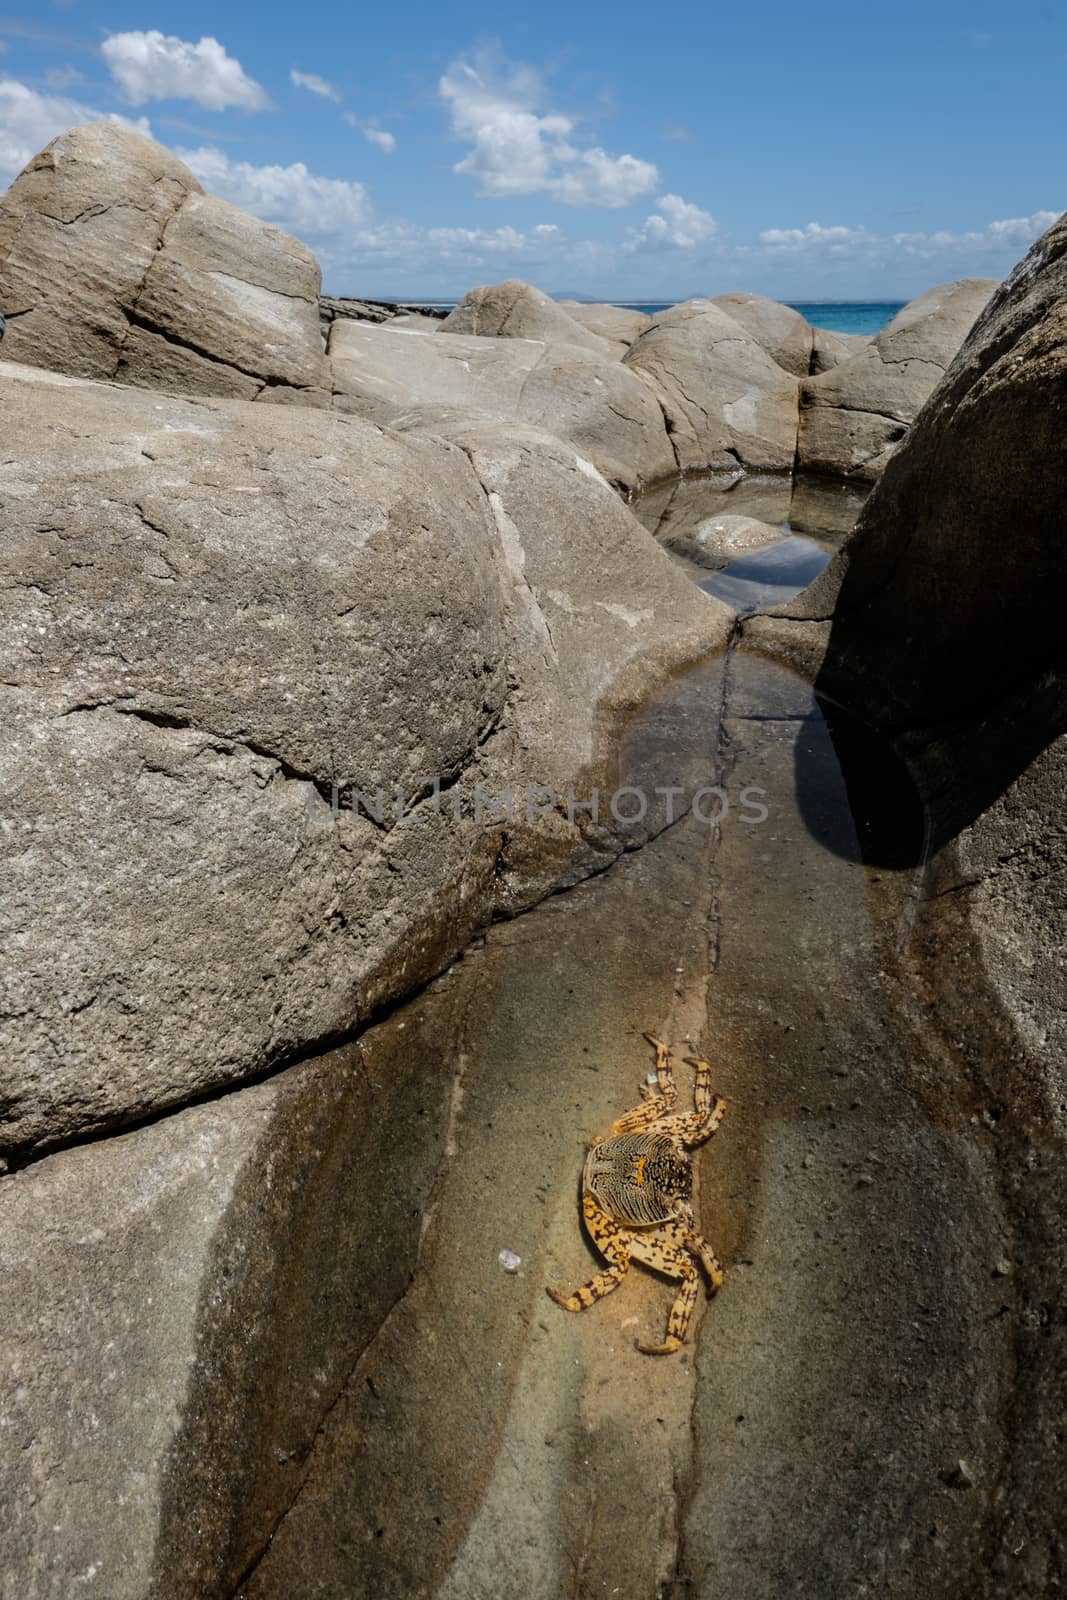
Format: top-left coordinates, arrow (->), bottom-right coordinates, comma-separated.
3,649 -> 1009,1600
745,206 -> 1067,1593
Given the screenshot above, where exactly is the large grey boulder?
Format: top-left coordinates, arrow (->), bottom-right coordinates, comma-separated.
329,319 -> 676,490
810,325 -> 870,374
744,211 -> 1067,1586
624,299 -> 800,472
556,299 -> 651,353
0,122 -> 329,401
439,278 -> 613,356
796,278 -> 997,479
0,356 -> 725,1158
712,291 -> 815,377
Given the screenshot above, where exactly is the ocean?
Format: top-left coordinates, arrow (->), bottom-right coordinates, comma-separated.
411,300 -> 905,336
619,302 -> 903,335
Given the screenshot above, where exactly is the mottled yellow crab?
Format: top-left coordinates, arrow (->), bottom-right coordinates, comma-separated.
547,1034 -> 726,1355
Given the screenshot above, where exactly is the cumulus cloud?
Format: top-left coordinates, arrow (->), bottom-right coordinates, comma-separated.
626,192 -> 717,250
290,68 -> 341,103
440,52 -> 658,208
176,145 -> 372,237
0,77 -> 150,184
102,31 -> 272,112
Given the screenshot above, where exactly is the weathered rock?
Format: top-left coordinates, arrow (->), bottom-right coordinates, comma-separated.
120,190 -> 329,399
440,278 -> 613,357
810,325 -> 870,374
0,1018 -> 459,1600
329,319 -> 675,490
0,121 -> 200,377
556,299 -> 650,353
744,212 -> 1067,1591
663,511 -> 785,570
0,357 -> 725,1156
329,313 -> 538,420
712,292 -> 815,377
0,122 -> 329,400
624,300 -> 800,472
796,278 -> 997,479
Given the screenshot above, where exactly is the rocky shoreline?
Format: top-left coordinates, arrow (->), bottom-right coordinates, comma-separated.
1,118 -> 1065,1600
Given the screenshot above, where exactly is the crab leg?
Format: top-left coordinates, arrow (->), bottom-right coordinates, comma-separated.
641,1033 -> 678,1107
546,1195 -> 633,1312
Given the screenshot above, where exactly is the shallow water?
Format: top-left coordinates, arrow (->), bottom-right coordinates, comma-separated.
698,533 -> 830,614
244,533 -> 1010,1595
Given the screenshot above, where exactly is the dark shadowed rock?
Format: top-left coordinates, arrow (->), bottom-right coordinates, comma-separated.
796,278 -> 997,479
745,212 -> 1067,1591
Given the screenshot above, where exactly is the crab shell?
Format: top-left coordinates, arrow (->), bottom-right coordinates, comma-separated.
583,1131 -> 693,1228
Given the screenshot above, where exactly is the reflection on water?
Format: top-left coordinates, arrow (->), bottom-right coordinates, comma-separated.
633,471 -> 870,580
699,536 -> 830,615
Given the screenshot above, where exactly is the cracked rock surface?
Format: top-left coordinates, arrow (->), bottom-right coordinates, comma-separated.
0,123 -> 328,403
795,277 -> 997,479
330,317 -> 676,491
0,357 -> 728,1157
624,300 -> 800,473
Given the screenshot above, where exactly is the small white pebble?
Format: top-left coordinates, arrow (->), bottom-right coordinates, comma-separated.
498,1248 -> 521,1274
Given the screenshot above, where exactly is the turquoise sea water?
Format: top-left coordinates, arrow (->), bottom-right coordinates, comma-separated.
409,299 -> 904,336
621,301 -> 903,335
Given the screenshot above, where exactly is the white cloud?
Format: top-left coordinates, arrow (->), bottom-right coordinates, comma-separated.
626,192 -> 717,250
986,210 -> 1059,245
757,211 -> 1061,259
290,68 -> 341,103
177,145 -> 371,237
440,52 -> 658,208
342,113 -> 397,154
101,31 -> 272,112
363,127 -> 396,154
0,76 -> 151,184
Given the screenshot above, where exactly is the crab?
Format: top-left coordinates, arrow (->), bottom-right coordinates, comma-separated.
546,1034 -> 726,1355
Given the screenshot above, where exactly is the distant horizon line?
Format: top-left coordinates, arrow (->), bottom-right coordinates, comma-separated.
336,294 -> 910,308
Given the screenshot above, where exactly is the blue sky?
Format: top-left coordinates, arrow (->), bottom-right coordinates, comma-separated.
0,1 -> 1063,300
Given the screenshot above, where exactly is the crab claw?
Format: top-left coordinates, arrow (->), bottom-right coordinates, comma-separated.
637,1334 -> 682,1356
